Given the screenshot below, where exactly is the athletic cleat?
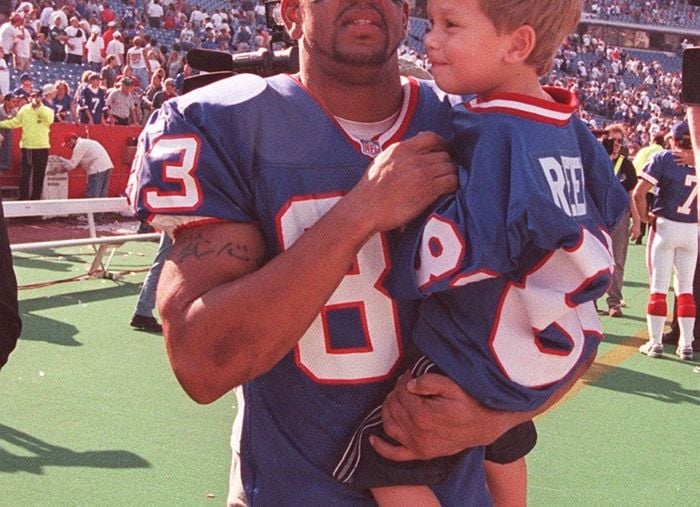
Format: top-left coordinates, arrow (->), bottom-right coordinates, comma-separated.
639,341 -> 663,358
675,345 -> 694,361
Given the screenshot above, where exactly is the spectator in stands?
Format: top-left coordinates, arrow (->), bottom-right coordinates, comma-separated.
163,4 -> 177,30
79,72 -> 107,124
49,5 -> 68,30
100,54 -> 119,89
106,77 -> 137,125
165,48 -> 181,79
64,16 -> 85,64
31,31 -> 50,64
0,47 -> 8,95
0,92 -> 14,169
12,73 -> 32,99
41,82 -> 56,110
242,0 -> 256,26
140,68 -> 164,125
147,0 -> 164,29
48,15 -> 66,62
100,1 -> 116,29
173,62 -> 190,94
152,76 -> 177,109
101,19 -> 116,50
85,26 -> 104,71
0,14 -> 23,67
178,21 -> 195,51
38,0 -> 53,37
0,92 -> 17,119
53,79 -> 77,123
117,64 -> 140,89
12,16 -> 30,71
0,88 -> 53,200
201,26 -> 217,49
105,29 -> 124,68
0,193 -> 21,371
126,36 -> 150,92
56,132 -> 113,199
189,5 -> 204,31
122,0 -> 140,28
234,21 -> 252,51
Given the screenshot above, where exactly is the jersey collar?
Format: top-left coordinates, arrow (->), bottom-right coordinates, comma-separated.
465,86 -> 578,127
289,74 -> 420,158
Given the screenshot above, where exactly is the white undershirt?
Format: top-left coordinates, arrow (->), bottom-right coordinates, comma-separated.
334,110 -> 400,140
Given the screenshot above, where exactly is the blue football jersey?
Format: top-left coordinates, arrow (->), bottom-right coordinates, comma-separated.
128,74 -> 490,506
641,150 -> 698,223
387,88 -> 628,412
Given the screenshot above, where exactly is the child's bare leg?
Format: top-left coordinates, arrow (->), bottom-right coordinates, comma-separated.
371,485 -> 441,507
484,457 -> 527,507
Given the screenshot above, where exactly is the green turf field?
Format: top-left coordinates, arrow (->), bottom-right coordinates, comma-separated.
1,239 -> 698,506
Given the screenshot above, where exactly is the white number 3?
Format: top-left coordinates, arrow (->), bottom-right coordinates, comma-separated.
143,136 -> 202,211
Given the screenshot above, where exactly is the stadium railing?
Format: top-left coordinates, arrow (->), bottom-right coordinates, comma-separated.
4,197 -> 160,275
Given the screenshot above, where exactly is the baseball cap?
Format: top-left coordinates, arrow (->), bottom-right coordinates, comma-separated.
20,73 -> 32,82
113,31 -> 122,37
88,72 -> 101,81
62,132 -> 78,146
120,77 -> 134,86
42,83 -> 57,95
107,21 -> 116,27
28,89 -> 42,97
671,120 -> 690,140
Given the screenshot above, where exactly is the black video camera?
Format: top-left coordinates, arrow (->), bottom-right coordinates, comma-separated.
184,0 -> 299,93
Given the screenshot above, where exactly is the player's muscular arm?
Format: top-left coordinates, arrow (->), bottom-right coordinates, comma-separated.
158,132 -> 457,404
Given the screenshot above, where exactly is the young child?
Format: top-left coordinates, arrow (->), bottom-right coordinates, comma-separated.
333,0 -> 628,504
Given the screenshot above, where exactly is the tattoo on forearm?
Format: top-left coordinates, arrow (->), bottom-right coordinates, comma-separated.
177,231 -> 263,265
176,232 -> 216,262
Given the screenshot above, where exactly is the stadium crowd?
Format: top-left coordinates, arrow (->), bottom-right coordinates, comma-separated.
582,0 -> 699,28
0,0 -> 694,163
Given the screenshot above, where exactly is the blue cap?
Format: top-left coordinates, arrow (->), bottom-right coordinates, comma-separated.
671,120 -> 690,140
19,73 -> 32,82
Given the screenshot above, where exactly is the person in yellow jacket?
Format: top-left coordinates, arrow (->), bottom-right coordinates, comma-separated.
0,89 -> 54,200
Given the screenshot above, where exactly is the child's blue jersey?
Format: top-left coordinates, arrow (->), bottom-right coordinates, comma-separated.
127,73 -> 491,506
388,88 -> 628,412
641,150 -> 698,223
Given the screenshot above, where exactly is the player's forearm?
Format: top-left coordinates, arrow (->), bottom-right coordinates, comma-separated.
688,106 -> 700,194
160,201 -> 377,404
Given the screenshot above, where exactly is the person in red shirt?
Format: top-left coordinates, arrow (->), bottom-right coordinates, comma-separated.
100,1 -> 116,28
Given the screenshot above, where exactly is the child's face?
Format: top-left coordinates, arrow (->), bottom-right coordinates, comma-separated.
424,0 -> 512,96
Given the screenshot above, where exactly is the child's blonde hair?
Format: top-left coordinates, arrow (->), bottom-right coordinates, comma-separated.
479,0 -> 582,76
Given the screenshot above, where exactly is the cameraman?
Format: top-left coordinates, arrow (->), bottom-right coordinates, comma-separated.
600,124 -> 640,318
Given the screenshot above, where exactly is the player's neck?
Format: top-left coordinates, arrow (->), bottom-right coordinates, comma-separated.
299,59 -> 404,122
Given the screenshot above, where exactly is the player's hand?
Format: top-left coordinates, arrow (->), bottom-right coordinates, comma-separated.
672,148 -> 694,166
346,132 -> 457,234
370,372 -> 512,461
630,221 -> 641,241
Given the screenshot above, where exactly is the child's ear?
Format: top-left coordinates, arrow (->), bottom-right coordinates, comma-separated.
505,25 -> 536,64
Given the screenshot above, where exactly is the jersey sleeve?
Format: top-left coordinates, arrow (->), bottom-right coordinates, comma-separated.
126,96 -> 255,231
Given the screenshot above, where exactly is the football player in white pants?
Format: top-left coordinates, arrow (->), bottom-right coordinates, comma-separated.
633,120 -> 697,360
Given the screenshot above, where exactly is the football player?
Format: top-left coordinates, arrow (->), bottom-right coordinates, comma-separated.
634,120 -> 697,361
128,0 -> 606,504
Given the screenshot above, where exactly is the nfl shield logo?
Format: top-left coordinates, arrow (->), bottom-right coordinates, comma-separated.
360,140 -> 382,158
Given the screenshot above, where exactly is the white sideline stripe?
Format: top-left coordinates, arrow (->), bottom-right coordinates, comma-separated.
11,232 -> 161,252
2,197 -> 131,217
